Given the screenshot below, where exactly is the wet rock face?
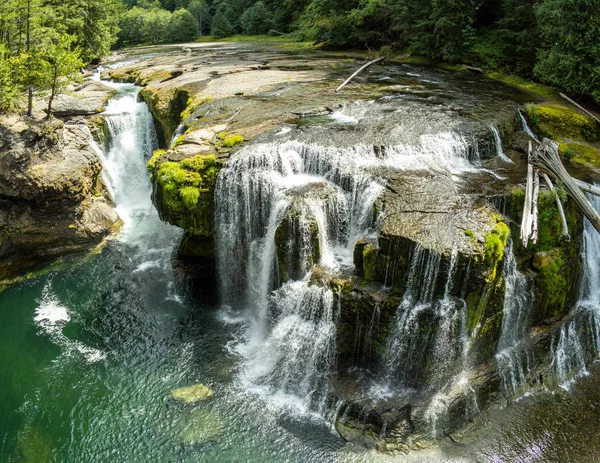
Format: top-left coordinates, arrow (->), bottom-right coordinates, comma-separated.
335,402 -> 414,448
0,118 -> 121,282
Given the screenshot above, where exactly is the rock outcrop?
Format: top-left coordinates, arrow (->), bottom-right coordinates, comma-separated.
0,116 -> 121,282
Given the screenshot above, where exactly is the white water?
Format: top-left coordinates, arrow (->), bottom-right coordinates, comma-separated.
495,241 -> 534,398
214,129 -> 493,417
490,126 -> 513,163
553,193 -> 600,387
519,110 -> 540,143
34,82 -> 183,364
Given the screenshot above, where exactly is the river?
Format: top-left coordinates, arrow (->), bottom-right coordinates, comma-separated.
1,66 -> 600,463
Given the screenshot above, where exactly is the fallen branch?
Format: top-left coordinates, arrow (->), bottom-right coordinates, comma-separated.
463,65 -> 484,74
560,93 -> 600,125
336,56 -> 386,93
531,167 -> 540,244
573,178 -> 600,197
530,138 -> 600,234
542,173 -> 570,241
521,142 -> 535,247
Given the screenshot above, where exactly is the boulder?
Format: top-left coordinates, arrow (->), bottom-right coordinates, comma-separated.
50,80 -> 116,117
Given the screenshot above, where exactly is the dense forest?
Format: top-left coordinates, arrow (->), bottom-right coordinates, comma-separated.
1,0 -> 599,113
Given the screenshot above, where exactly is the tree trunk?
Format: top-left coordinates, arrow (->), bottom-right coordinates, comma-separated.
530,138 -> 600,235
26,0 -> 32,118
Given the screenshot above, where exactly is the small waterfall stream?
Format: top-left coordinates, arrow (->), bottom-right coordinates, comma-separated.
495,241 -> 534,397
552,193 -> 600,387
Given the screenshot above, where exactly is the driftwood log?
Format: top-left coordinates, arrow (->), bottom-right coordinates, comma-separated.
530,138 -> 600,234
336,56 -> 386,93
542,173 -> 570,241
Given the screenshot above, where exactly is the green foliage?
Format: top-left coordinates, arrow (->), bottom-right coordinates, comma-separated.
188,0 -> 212,35
240,1 -> 273,35
559,143 -> 600,168
526,104 -> 599,142
221,134 -> 244,147
484,221 -> 509,281
169,8 -> 200,42
534,0 -> 600,103
180,186 -> 201,209
211,6 -> 235,37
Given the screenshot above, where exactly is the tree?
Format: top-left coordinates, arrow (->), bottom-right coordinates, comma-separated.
0,45 -> 23,112
168,8 -> 200,42
39,34 -> 84,117
240,1 -> 273,35
211,6 -> 234,37
188,0 -> 211,35
141,8 -> 172,43
534,0 -> 600,102
119,7 -> 147,45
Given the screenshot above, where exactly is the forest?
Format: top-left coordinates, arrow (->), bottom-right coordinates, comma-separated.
0,0 -> 599,113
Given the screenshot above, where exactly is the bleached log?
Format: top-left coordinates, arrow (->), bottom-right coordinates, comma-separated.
530,138 -> 600,234
336,56 -> 386,93
521,142 -> 535,247
542,173 -> 570,241
531,168 -> 540,244
573,178 -> 600,197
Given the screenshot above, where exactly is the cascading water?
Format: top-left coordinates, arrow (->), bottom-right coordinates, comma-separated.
215,140 -> 382,413
552,193 -> 600,387
495,241 -> 535,398
215,128 -> 500,417
490,125 -> 513,163
519,109 -> 540,143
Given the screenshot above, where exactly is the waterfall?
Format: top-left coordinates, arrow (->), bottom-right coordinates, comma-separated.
552,193 -> 600,387
490,126 -> 513,163
495,241 -> 534,397
380,245 -> 466,387
518,110 -> 540,143
215,131 -> 493,415
93,81 -> 180,265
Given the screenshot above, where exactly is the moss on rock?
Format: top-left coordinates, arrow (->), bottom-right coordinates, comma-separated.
152,154 -> 219,239
559,142 -> 600,168
526,104 -> 599,142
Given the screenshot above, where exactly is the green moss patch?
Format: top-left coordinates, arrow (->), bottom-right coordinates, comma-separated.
484,221 -> 509,281
526,104 -> 599,142
559,142 -> 600,168
153,154 -> 218,237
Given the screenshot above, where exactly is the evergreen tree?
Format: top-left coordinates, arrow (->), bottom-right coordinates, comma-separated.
188,0 -> 212,35
240,1 -> 273,35
39,33 -> 84,116
535,0 -> 600,102
211,6 -> 234,37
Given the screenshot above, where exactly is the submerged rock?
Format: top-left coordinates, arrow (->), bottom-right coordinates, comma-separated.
170,384 -> 214,404
180,408 -> 225,445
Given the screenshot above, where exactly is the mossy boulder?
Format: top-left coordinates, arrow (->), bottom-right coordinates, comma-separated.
559,142 -> 600,169
505,187 -> 584,325
151,153 -> 220,240
526,104 -> 599,142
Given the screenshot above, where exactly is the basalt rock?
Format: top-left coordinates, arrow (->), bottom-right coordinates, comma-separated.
0,117 -> 121,282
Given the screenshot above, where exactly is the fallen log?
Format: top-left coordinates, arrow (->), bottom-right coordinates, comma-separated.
560,93 -> 600,125
521,142 -> 535,247
336,56 -> 386,93
574,178 -> 600,197
530,138 -> 600,234
542,173 -> 570,241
